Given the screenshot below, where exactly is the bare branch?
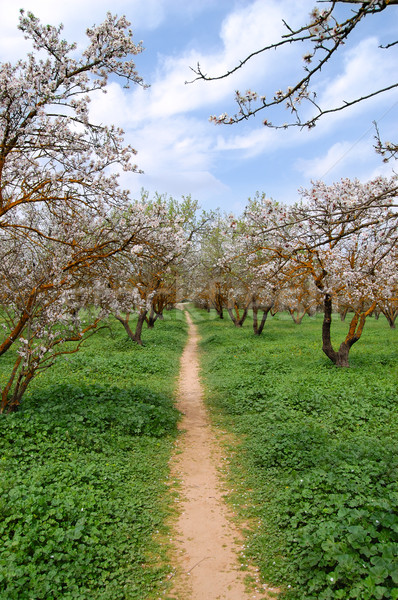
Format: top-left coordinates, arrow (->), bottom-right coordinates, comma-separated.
190,0 -> 397,136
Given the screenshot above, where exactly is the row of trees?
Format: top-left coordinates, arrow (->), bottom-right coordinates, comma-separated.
188,0 -> 398,364
0,12 -> 204,412
190,177 -> 398,367
1,10 -> 397,413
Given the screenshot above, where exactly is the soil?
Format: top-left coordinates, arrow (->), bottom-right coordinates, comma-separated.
166,310 -> 277,600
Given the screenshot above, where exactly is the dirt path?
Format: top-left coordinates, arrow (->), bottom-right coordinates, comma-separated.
166,310 -> 274,600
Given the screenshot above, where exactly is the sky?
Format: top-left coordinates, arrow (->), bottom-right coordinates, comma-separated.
1,0 -> 398,214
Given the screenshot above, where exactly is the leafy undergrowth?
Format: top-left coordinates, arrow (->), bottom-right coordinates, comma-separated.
190,307 -> 398,600
0,310 -> 187,600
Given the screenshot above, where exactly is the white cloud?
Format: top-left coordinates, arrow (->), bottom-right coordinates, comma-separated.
119,163 -> 230,210
1,0 -> 397,212
214,124 -> 308,158
106,112 -> 230,205
320,38 -> 394,110
295,141 -> 370,179
295,137 -> 398,185
305,35 -> 398,137
0,0 -> 180,62
114,0 -> 316,123
367,156 -> 398,181
132,117 -> 214,172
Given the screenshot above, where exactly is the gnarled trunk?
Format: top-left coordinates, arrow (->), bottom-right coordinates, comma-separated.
288,308 -> 307,325
213,292 -> 224,319
115,310 -> 148,345
380,307 -> 398,329
322,294 -> 375,367
227,302 -> 249,327
252,297 -> 272,335
145,306 -> 158,329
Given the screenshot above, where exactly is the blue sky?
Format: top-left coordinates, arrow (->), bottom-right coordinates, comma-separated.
1,0 -> 398,214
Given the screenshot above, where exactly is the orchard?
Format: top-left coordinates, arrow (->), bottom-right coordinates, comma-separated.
0,7 -> 397,600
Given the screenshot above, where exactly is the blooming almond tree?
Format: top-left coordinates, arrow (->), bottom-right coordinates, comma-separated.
0,199 -> 168,412
1,11 -> 145,232
276,280 -> 322,324
236,179 -> 398,365
0,210 -> 104,412
378,296 -> 398,329
372,245 -> 398,328
192,202 -> 287,334
187,214 -> 231,319
207,216 -> 254,328
95,196 -> 192,345
289,176 -> 398,366
0,11 -> 149,411
241,196 -> 299,334
0,10 -> 146,346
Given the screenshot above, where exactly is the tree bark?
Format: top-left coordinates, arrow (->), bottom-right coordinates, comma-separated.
381,307 -> 398,329
288,308 -> 307,324
339,307 -> 349,321
115,310 -> 148,345
0,356 -> 22,413
322,294 -> 353,366
213,293 -> 224,319
227,302 -> 249,327
322,294 -> 338,363
252,298 -> 272,335
145,306 -> 158,329
0,293 -> 36,356
322,294 -> 375,367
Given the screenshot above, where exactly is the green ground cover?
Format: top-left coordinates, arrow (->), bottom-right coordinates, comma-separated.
190,307 -> 398,600
0,311 -> 187,600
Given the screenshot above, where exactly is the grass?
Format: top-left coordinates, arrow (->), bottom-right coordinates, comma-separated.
189,307 -> 398,600
2,305 -> 397,599
0,310 -> 187,600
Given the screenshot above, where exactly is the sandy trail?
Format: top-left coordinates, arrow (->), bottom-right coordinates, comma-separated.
166,310 -> 273,600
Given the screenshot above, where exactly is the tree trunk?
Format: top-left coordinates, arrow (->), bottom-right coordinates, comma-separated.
227,302 -> 249,327
322,296 -> 341,364
381,307 -> 398,329
334,342 -> 351,367
213,293 -> 224,319
252,298 -> 272,335
145,306 -> 158,329
339,307 -> 349,321
115,310 -> 148,345
134,310 -> 147,343
0,293 -> 36,356
322,294 -> 375,367
252,303 -> 259,333
0,356 -> 22,413
289,308 -> 306,324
